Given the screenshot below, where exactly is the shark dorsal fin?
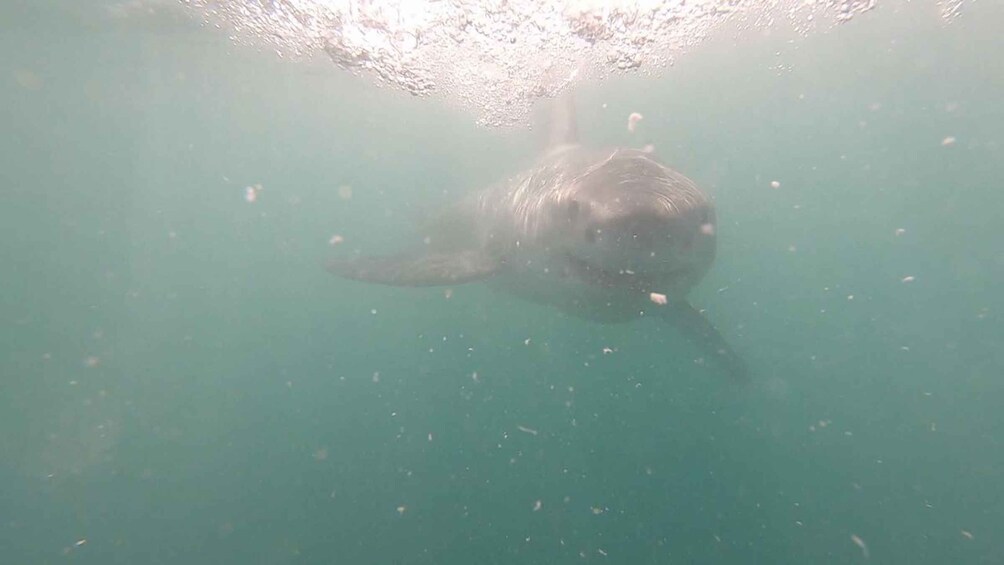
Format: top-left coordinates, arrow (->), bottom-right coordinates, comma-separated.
547,92 -> 579,149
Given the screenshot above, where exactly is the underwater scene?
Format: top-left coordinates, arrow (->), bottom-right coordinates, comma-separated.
1,1 -> 1002,563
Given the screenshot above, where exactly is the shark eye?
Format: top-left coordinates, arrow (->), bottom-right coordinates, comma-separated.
565,199 -> 582,222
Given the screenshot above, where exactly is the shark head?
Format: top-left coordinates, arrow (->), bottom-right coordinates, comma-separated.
550,149 -> 716,289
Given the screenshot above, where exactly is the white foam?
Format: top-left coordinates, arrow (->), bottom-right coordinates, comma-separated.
185,0 -> 893,127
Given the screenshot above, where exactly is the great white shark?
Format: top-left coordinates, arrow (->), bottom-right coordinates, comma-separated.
327,96 -> 748,381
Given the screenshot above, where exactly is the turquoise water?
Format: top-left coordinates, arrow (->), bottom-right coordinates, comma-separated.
2,1 -> 1003,563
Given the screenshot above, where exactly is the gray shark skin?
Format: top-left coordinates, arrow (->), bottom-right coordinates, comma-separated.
328,97 -> 748,382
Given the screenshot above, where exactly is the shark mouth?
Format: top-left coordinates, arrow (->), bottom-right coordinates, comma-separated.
563,254 -> 685,292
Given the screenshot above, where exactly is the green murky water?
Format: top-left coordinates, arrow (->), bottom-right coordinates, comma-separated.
2,1 -> 1002,563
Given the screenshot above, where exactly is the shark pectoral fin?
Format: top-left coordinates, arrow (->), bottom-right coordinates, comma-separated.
327,250 -> 500,287
661,301 -> 750,382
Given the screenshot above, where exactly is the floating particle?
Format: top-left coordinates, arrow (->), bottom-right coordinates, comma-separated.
700,223 -> 715,236
532,500 -> 542,512
372,372 -> 380,383
517,425 -> 538,436
868,102 -> 881,111
428,433 -> 433,442
313,447 -> 328,461
602,347 -> 613,355
788,245 -> 797,253
941,136 -> 956,147
338,185 -> 353,200
649,292 -> 668,305
218,522 -> 235,537
396,505 -> 407,515
850,534 -> 869,559
770,180 -> 781,189
895,228 -> 906,236
14,70 -> 43,90
597,549 -> 608,556
74,539 -> 87,547
471,371 -> 479,383
961,530 -> 974,540
591,506 -> 604,515
524,338 -> 531,346
444,288 -> 453,299
244,185 -> 258,203
901,276 -> 916,283
627,112 -> 643,132
84,356 -> 100,368
328,234 -> 344,245
847,295 -> 854,301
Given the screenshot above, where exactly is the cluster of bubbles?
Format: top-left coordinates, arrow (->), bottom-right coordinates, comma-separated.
182,0 -> 958,127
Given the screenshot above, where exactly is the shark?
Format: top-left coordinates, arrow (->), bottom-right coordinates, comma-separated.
327,96 -> 747,381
